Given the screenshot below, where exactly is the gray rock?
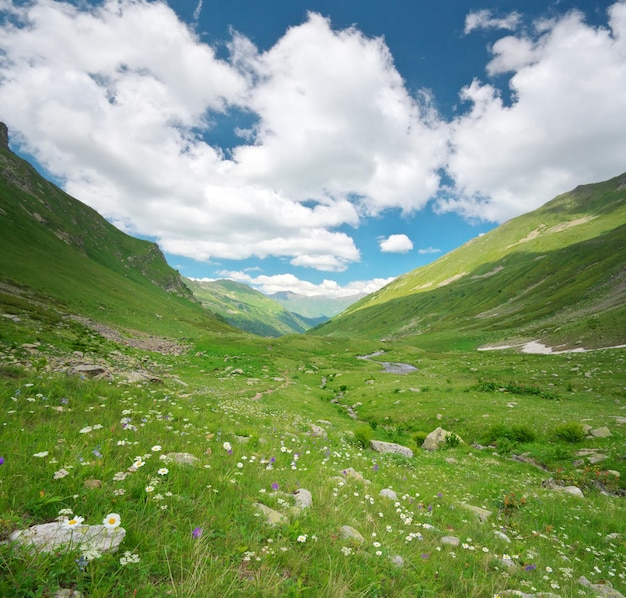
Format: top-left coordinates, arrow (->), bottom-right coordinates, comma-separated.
590,426 -> 612,438
440,536 -> 460,546
459,503 -> 492,522
55,590 -> 84,598
309,424 -> 328,439
494,530 -> 512,543
339,525 -> 364,544
389,555 -> 404,568
579,575 -> 625,597
293,489 -> 313,510
341,467 -> 364,481
587,453 -> 608,464
370,440 -> 413,458
253,503 -> 287,526
379,488 -> 397,500
66,364 -> 112,380
421,427 -> 463,451
0,121 -> 9,151
11,521 -> 125,554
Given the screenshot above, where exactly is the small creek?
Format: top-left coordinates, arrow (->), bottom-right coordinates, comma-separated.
358,351 -> 418,374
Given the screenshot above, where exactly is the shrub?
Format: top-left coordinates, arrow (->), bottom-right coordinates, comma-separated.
553,422 -> 586,443
412,431 -> 429,446
481,424 -> 536,445
353,425 -> 373,449
444,433 -> 460,449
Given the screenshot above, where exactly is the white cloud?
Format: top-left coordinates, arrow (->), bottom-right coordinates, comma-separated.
210,272 -> 394,298
443,2 -> 626,221
0,2 -> 446,272
464,9 -> 521,34
379,234 -> 413,253
417,246 -> 441,255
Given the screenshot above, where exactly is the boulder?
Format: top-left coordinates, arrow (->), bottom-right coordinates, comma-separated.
421,427 -> 463,451
459,503 -> 492,523
339,525 -> 364,544
293,489 -> 313,510
590,426 -> 612,438
440,536 -> 460,546
370,440 -> 413,458
66,364 -> 112,380
579,575 -> 625,597
11,521 -> 125,554
379,488 -> 397,500
253,503 -> 287,526
309,424 -> 328,439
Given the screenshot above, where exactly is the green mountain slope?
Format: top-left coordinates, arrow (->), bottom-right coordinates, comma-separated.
0,126 -> 232,339
185,278 -> 325,336
314,173 -> 626,350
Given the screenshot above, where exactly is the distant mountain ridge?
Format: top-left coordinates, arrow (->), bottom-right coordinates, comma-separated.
315,172 -> 626,350
185,278 -> 327,337
267,290 -> 365,318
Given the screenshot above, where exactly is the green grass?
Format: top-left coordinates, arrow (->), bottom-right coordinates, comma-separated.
1,317 -> 624,597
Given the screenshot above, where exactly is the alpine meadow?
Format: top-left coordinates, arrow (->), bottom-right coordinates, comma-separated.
0,119 -> 625,598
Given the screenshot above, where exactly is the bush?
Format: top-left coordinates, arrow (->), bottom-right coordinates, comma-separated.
553,422 -> 586,443
353,425 -> 373,449
412,431 -> 429,446
481,424 -> 536,445
444,433 -> 460,449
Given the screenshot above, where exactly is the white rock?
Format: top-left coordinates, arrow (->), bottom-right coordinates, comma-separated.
339,525 -> 364,544
293,489 -> 313,510
370,440 -> 414,458
379,488 -> 397,500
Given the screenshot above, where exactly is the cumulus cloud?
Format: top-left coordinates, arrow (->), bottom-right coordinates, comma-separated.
0,1 -> 445,273
1,0 -> 626,287
379,234 -> 413,253
464,9 -> 521,34
208,272 -> 394,298
442,2 -> 626,221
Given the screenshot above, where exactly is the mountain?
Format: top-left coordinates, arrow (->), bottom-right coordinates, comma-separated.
0,123 -> 232,339
268,290 -> 365,318
314,172 -> 626,350
185,278 -> 326,336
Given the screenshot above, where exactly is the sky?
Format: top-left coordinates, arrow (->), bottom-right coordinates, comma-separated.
1,0 -> 625,298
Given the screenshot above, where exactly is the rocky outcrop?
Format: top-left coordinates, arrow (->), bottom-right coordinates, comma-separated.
0,122 -> 9,151
370,440 -> 413,458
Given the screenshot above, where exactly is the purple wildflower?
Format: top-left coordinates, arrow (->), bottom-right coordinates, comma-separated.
525,564 -> 536,571
372,463 -> 379,471
0,456 -> 4,465
271,482 -> 279,491
192,527 -> 203,539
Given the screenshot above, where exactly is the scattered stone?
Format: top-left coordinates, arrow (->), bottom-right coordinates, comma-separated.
341,467 -> 365,481
229,368 -> 244,376
575,448 -> 599,456
370,440 -> 414,458
317,420 -> 332,426
421,427 -> 463,451
459,503 -> 492,523
604,470 -> 620,478
11,522 -> 125,554
590,426 -> 612,438
389,555 -> 404,568
339,525 -> 364,544
293,489 -> 313,510
494,530 -> 511,543
234,435 -> 250,444
2,313 -> 21,323
253,503 -> 287,526
606,533 -> 623,542
66,364 -> 112,380
164,452 -> 199,466
579,575 -> 625,597
309,424 -> 328,439
587,453 -> 609,464
440,536 -> 460,546
543,479 -> 584,497
55,589 -> 83,598
125,371 -> 162,384
83,479 -> 102,490
445,457 -> 457,464
379,488 -> 397,500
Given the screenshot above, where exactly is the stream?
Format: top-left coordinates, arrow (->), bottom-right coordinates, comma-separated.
357,351 -> 418,374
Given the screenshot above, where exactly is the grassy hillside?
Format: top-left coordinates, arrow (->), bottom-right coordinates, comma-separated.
315,173 -> 626,350
269,290 -> 364,319
0,140 -> 232,339
185,278 -> 325,337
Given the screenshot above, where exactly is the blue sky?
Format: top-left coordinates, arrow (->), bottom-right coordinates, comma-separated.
1,0 -> 624,297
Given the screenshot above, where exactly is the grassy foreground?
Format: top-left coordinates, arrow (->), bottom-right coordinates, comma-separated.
0,317 -> 624,597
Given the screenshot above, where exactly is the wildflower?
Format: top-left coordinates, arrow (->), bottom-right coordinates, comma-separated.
223,442 -> 232,452
192,527 -> 203,539
58,508 -> 74,516
237,462 -> 243,469
119,551 -> 140,566
145,485 -> 155,493
0,456 -> 4,465
53,468 -> 70,479
113,488 -> 126,496
157,468 -> 169,475
341,546 -> 353,556
271,482 -> 279,491
82,548 -> 102,561
103,513 -> 121,529
297,534 -> 307,543
64,516 -> 84,530
33,451 -> 49,458
151,445 -> 162,452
